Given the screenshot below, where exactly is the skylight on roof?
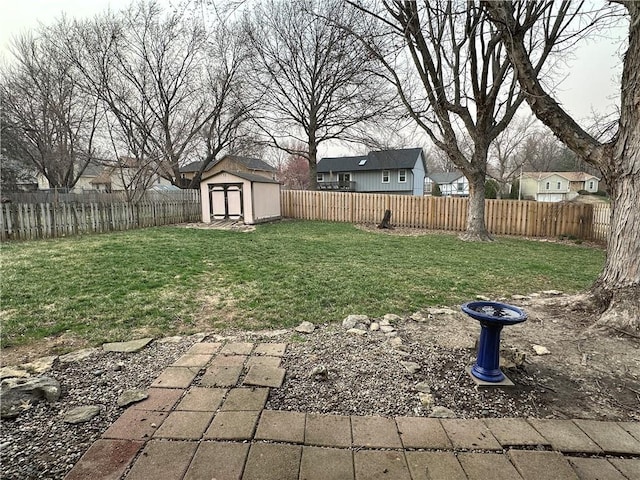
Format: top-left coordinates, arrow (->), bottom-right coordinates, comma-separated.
358,159 -> 367,166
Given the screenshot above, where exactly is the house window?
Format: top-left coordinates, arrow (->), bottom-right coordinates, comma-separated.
545,181 -> 550,190
457,181 -> 464,191
382,170 -> 390,183
589,181 -> 594,190
317,173 -> 324,182
557,181 -> 561,189
398,169 -> 407,183
338,173 -> 351,184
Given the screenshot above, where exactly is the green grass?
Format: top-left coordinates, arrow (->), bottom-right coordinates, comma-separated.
0,221 -> 605,348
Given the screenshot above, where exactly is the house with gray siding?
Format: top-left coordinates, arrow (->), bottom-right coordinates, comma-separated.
425,171 -> 469,197
316,148 -> 427,196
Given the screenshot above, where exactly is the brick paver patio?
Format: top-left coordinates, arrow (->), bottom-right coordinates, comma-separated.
65,341 -> 640,480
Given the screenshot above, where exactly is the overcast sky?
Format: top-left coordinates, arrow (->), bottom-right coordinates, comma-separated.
0,0 -> 628,150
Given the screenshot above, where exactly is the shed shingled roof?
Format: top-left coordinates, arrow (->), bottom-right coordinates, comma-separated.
180,155 -> 276,174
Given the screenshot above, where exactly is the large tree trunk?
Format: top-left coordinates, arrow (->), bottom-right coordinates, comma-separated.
485,1 -> 640,332
460,172 -> 492,241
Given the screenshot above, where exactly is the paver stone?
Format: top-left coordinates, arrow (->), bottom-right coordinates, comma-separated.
508,450 -> 578,480
457,453 -> 523,480
203,411 -> 260,440
183,442 -> 249,480
242,443 -> 302,480
567,457 -> 628,480
440,419 -> 502,450
484,417 -> 549,447
354,450 -> 411,480
351,415 -> 402,448
124,440 -> 197,480
153,410 -> 214,440
220,388 -> 269,411
299,446 -> 354,480
405,451 -> 466,480
176,387 -> 226,411
528,419 -> 602,454
255,410 -> 305,443
64,439 -> 143,480
305,413 -> 351,448
574,419 -> 640,454
396,416 -> 451,449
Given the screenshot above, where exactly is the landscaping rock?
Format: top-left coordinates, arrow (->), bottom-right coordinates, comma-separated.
409,312 -> 427,322
419,393 -> 434,408
511,294 -> 529,301
63,405 -> 101,424
383,313 -> 402,324
0,367 -> 30,380
476,295 -> 491,301
542,290 -> 563,296
429,406 -> 457,418
401,361 -> 421,374
380,325 -> 395,333
389,337 -> 403,347
342,314 -> 369,329
308,365 -> 328,380
532,345 -> 551,355
117,389 -> 149,407
347,328 -> 367,336
370,322 -> 380,331
427,307 -> 457,315
415,381 -> 431,393
295,321 -> 316,334
59,348 -> 99,364
1,376 -> 61,419
102,338 -> 153,353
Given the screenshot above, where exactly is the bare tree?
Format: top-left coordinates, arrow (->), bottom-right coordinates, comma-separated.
61,1 -> 255,189
244,0 -> 395,189
488,115 -> 536,197
347,0 -> 585,240
486,1 -> 638,331
1,31 -> 102,190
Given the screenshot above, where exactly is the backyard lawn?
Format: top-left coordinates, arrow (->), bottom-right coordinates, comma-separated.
0,220 -> 605,349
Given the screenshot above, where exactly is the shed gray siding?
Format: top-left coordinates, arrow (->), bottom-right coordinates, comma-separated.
353,170 -> 414,193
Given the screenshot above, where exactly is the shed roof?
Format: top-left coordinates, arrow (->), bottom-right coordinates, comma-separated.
317,148 -> 425,173
181,155 -> 276,174
201,170 -> 281,184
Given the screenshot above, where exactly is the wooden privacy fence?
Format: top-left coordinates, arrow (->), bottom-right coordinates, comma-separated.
0,191 -> 201,241
281,190 -> 611,241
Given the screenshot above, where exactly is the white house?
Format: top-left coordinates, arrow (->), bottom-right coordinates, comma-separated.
425,171 -> 469,197
520,172 -> 600,202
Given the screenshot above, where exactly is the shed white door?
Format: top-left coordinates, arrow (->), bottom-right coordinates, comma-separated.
209,183 -> 244,220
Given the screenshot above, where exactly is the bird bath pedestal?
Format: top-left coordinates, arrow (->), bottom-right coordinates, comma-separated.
461,301 -> 527,385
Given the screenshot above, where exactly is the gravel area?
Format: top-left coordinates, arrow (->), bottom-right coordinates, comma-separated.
0,337 -> 196,480
266,326 -> 542,419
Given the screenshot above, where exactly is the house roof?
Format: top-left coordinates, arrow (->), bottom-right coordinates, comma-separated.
522,171 -> 600,182
180,155 -> 276,174
427,171 -> 464,185
201,170 -> 280,184
317,148 -> 425,173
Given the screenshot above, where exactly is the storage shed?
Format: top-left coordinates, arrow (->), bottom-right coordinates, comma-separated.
200,170 -> 281,225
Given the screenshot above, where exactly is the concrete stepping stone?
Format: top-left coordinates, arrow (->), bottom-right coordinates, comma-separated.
129,388 -> 183,411
175,387 -> 226,411
184,442 -> 249,480
305,413 -> 352,448
171,354 -> 212,368
457,453 -> 523,480
300,446 -> 353,480
396,416 -> 451,449
220,342 -> 254,355
151,367 -> 199,389
243,365 -> 286,388
528,419 -> 602,454
354,450 -> 411,480
440,419 -> 502,450
200,365 -> 243,387
242,443 -> 302,480
567,457 -> 628,480
220,388 -> 269,411
484,417 -> 550,447
102,409 -> 167,441
608,458 -> 640,480
186,342 -> 221,355
254,343 -> 287,356
574,419 -> 640,454
405,451 -> 466,480
204,411 -> 260,440
255,410 -> 305,443
351,415 -> 403,448
125,440 -> 197,480
64,439 -> 144,480
508,450 -> 578,480
153,410 -> 214,440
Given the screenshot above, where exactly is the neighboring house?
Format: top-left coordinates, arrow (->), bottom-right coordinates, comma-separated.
520,171 -> 600,202
37,158 -> 172,192
316,148 -> 427,196
181,155 -> 277,184
425,171 -> 469,197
